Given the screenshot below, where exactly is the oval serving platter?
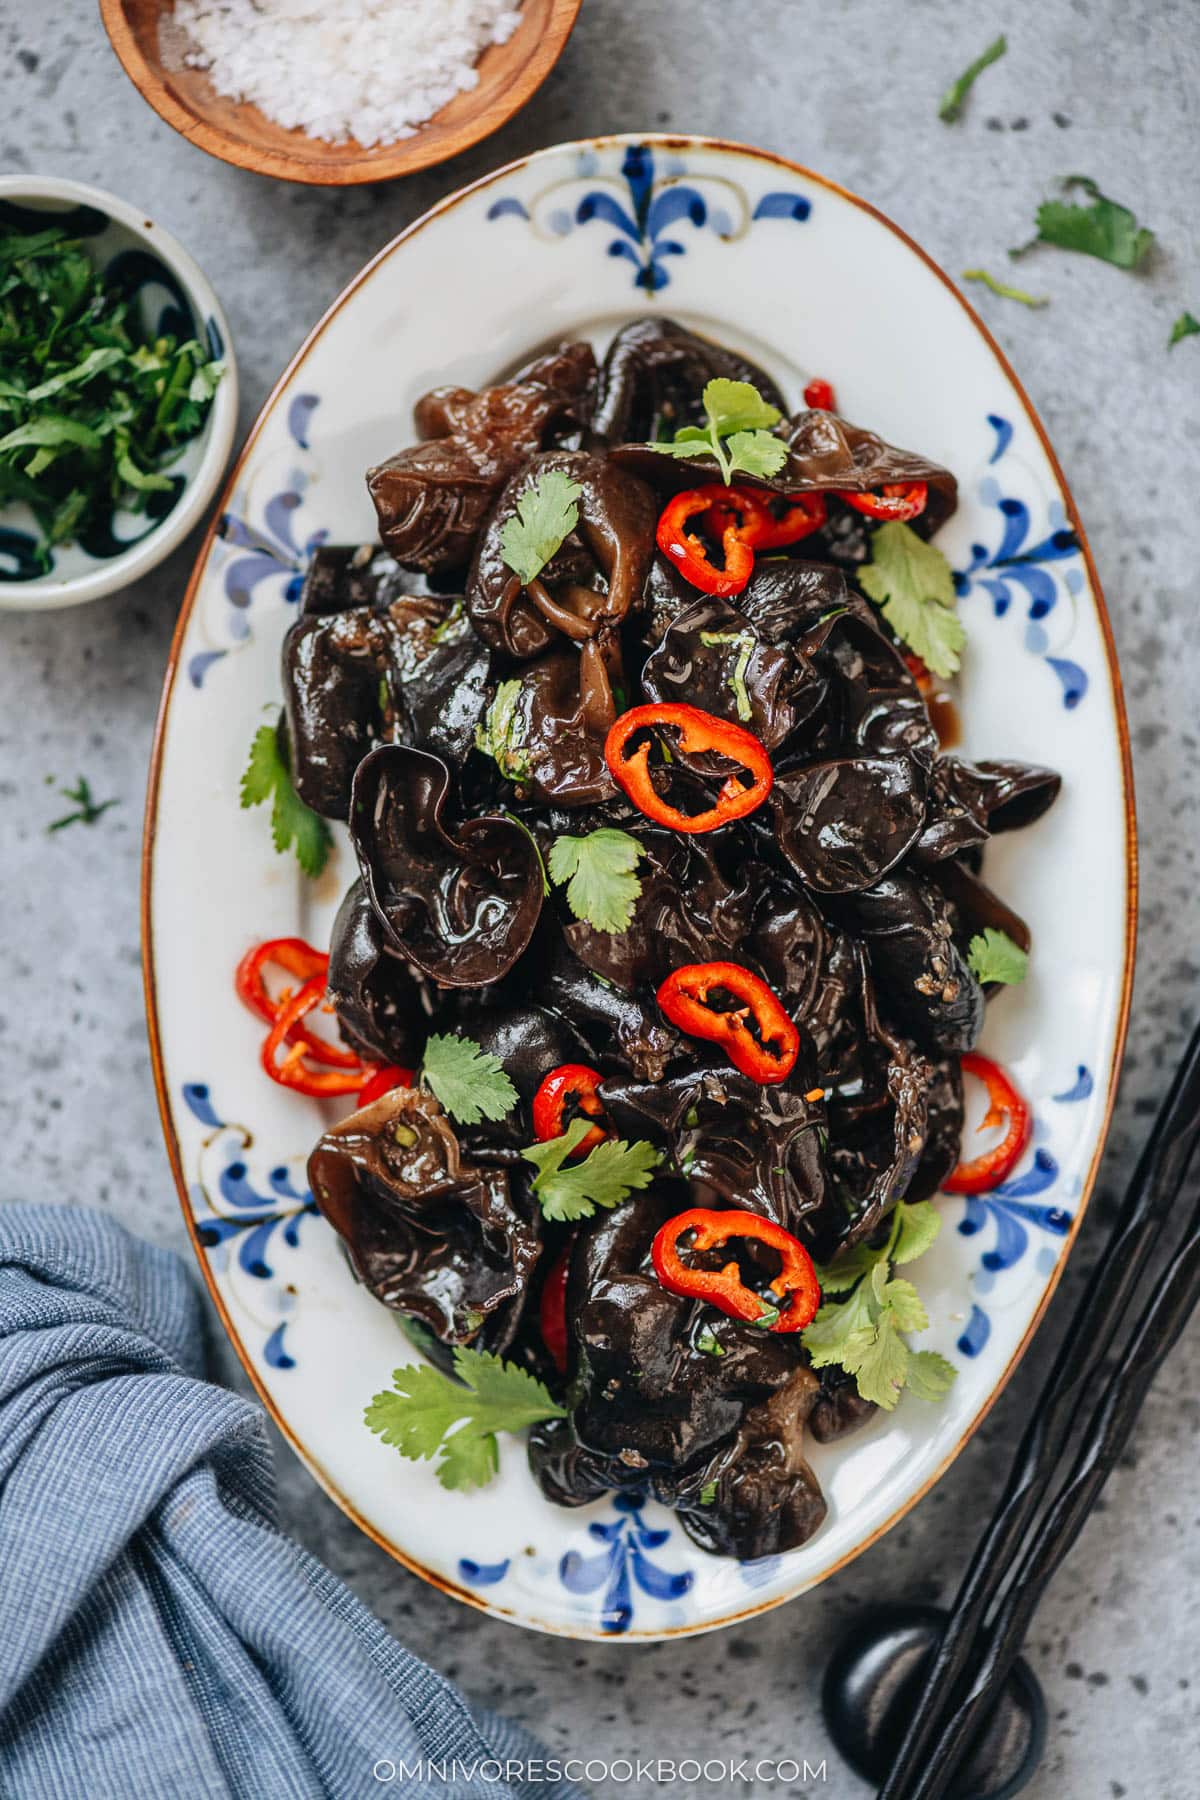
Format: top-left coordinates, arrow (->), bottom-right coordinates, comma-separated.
144,135 -> 1135,1641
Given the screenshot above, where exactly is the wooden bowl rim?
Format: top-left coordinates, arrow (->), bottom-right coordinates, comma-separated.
98,0 -> 583,185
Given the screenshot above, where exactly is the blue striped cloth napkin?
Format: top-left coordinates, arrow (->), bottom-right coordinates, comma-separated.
0,1203 -> 582,1800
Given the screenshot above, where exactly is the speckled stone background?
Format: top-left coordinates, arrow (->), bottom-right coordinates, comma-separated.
2,1 -> 1198,1795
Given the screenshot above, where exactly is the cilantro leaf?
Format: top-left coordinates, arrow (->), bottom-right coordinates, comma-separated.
420,1033 -> 518,1126
890,1200 -> 943,1267
804,1199 -> 953,1411
1014,176 -> 1154,271
365,1346 -> 566,1491
522,1118 -> 662,1223
646,377 -> 784,485
961,269 -> 1048,309
697,1479 -> 719,1506
499,469 -> 583,585
1169,311 -> 1200,349
475,679 -> 531,781
843,1310 -> 910,1410
240,719 -> 332,878
968,927 -> 1029,986
548,828 -> 643,933
858,521 -> 966,679
906,1350 -> 959,1401
938,34 -> 1007,123
724,429 -> 788,480
47,774 -> 119,833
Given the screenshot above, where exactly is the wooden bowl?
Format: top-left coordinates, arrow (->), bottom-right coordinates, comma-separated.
99,0 -> 583,186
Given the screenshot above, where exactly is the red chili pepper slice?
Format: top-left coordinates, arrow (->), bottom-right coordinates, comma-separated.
657,961 -> 799,1085
656,485 -> 761,597
605,703 -> 774,834
839,481 -> 929,523
235,937 -> 361,1069
943,1052 -> 1031,1194
357,1065 -> 415,1107
803,377 -> 836,411
532,1064 -> 607,1154
737,489 -> 828,550
651,1206 -> 821,1332
261,974 -> 372,1097
539,1241 -> 573,1375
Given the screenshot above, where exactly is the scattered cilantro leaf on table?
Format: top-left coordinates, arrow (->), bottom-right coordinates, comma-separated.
47,775 -> 119,833
1012,176 -> 1154,270
522,1117 -> 662,1223
939,34 -> 1007,122
961,269 -> 1048,308
420,1033 -> 518,1126
499,469 -> 582,585
858,522 -> 966,679
548,828 -> 644,933
365,1347 -> 565,1491
968,928 -> 1029,986
1169,311 -> 1200,348
802,1200 -> 956,1412
475,679 -> 531,781
240,719 -> 331,878
646,377 -> 787,485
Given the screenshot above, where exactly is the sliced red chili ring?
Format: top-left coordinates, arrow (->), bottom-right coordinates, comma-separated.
738,489 -> 828,550
943,1052 -> 1031,1194
650,1206 -> 821,1332
657,960 -> 799,1085
532,1064 -> 606,1154
604,702 -> 774,834
235,937 -> 360,1070
261,974 -> 372,1098
656,485 -> 762,597
357,1065 -> 415,1107
839,481 -> 929,523
538,1240 -> 574,1375
803,377 -> 836,410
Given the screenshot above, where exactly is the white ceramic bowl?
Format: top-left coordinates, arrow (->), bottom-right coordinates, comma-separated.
0,176 -> 237,612
144,136 -> 1135,1640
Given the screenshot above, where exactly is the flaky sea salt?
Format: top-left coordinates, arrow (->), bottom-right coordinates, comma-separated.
173,0 -> 524,147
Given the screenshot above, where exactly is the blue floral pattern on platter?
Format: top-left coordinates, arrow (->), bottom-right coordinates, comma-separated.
182,1082 -> 317,1370
186,394 -> 325,689
955,1068 -> 1091,1358
462,1492 -> 693,1635
487,142 -> 810,292
955,414 -> 1088,710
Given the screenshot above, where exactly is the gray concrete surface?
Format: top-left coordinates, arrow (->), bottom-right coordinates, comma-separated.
2,1 -> 1198,1795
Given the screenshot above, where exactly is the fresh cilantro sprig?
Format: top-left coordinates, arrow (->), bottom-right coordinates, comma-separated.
549,828 -> 644,933
967,928 -> 1028,986
858,522 -> 966,679
1169,311 -> 1199,349
420,1033 -> 518,1127
646,377 -> 788,485
500,469 -> 583,585
46,774 -> 119,833
240,718 -> 332,878
938,34 -> 1007,123
1013,176 -> 1154,271
962,269 -> 1048,309
365,1346 -> 566,1491
802,1200 -> 957,1412
522,1116 -> 662,1223
475,679 -> 531,781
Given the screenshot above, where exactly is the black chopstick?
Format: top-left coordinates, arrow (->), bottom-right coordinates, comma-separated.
877,1017 -> 1200,1800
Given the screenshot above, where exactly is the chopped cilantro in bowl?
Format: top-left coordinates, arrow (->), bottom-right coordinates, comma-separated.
0,177 -> 236,611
